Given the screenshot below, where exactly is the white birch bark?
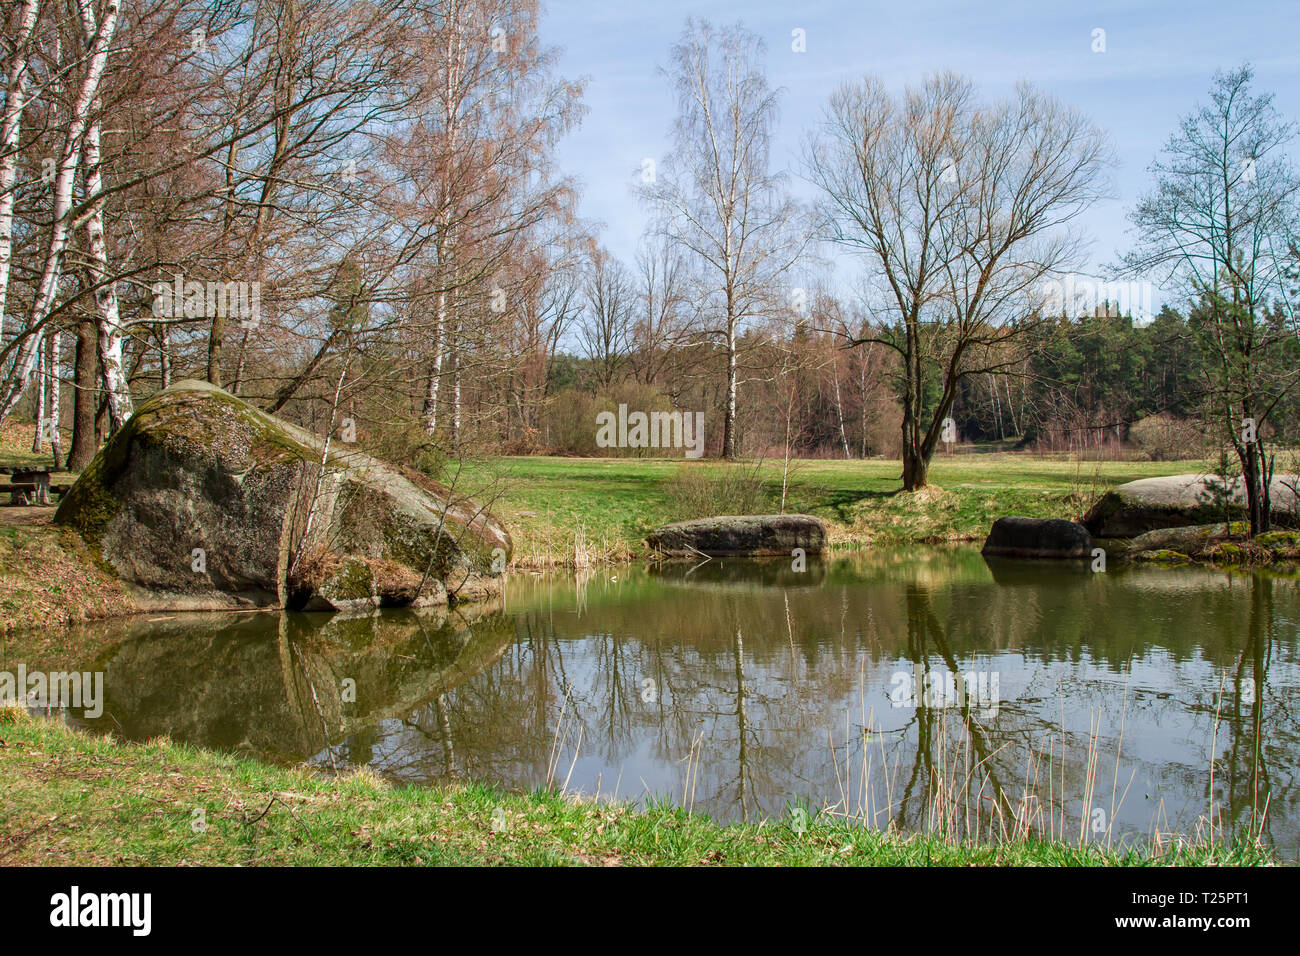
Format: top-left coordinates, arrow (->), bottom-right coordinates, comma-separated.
0,0 -> 40,346
78,1 -> 131,429
47,330 -> 60,464
451,318 -> 462,441
158,324 -> 171,388
422,284 -> 446,434
31,341 -> 44,452
832,349 -> 851,458
0,0 -> 120,425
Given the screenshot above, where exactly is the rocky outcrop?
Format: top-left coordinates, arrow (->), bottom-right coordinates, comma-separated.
55,379 -> 510,611
1082,474 -> 1300,538
1124,523 -> 1236,557
980,516 -> 1094,559
647,514 -> 827,557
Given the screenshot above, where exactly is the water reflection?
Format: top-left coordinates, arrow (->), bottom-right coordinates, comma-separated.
9,548 -> 1299,859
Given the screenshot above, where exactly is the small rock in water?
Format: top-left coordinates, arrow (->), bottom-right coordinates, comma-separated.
981,516 -> 1093,559
646,514 -> 826,557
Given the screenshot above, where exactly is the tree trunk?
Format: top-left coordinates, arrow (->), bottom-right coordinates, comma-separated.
422,287 -> 447,435
84,109 -> 133,431
450,319 -> 462,445
66,320 -> 98,471
723,312 -> 737,460
206,313 -> 225,386
1241,440 -> 1262,536
157,324 -> 171,388
900,325 -> 927,490
47,331 -> 62,465
0,0 -> 40,344
31,344 -> 45,453
832,350 -> 851,458
901,440 -> 929,490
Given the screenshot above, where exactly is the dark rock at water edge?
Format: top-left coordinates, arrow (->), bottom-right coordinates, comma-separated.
981,516 -> 1093,559
647,514 -> 827,557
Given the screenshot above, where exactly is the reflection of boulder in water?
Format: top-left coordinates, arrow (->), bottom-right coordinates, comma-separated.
75,604 -> 513,762
648,556 -> 827,590
981,555 -> 1094,587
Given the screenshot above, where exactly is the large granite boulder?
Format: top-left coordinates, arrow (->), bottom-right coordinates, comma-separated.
55,380 -> 510,611
981,516 -> 1094,559
647,514 -> 826,557
1082,474 -> 1300,538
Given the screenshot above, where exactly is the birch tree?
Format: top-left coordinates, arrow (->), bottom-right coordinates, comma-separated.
0,0 -> 42,346
0,0 -> 119,425
642,19 -> 809,460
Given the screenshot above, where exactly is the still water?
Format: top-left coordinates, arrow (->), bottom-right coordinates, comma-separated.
11,547 -> 1299,857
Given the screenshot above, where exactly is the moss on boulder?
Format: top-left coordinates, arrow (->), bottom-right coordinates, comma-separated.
1131,548 -> 1192,565
55,380 -> 510,611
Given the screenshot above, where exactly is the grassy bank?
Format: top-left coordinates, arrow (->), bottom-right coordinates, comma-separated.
458,455 -> 1213,567
0,517 -> 135,635
0,454 -> 1214,631
0,710 -> 1273,867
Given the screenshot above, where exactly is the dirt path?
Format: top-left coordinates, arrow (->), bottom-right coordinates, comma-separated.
0,505 -> 57,527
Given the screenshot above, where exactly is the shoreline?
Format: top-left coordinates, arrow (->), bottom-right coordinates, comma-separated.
7,454 -> 1300,636
0,709 -> 1276,867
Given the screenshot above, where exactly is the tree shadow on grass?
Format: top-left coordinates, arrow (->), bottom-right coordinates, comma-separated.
805,486 -> 901,523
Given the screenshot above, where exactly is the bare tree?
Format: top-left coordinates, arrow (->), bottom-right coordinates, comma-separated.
577,248 -> 632,390
632,234 -> 693,386
807,72 -> 1111,489
641,19 -> 809,460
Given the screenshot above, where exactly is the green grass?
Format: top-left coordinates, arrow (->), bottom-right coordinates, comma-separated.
454,454 -> 1212,566
0,711 -> 1273,867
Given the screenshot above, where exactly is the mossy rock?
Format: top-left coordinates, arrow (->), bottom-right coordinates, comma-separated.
1124,523 -> 1243,558
646,514 -> 826,557
980,516 -> 1093,559
1204,541 -> 1262,565
55,380 -> 510,611
1255,530 -> 1300,559
1131,548 -> 1191,565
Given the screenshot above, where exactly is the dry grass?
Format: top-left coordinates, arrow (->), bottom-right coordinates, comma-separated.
0,513 -> 135,637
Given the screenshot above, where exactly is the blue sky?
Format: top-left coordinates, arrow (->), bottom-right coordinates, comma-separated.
540,0 -> 1300,300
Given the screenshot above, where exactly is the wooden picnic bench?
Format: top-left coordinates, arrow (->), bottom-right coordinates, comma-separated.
0,468 -> 62,505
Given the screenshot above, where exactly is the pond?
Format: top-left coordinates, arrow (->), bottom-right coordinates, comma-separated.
9,546 -> 1299,858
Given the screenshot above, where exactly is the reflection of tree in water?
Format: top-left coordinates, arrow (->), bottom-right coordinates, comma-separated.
883,584 -> 1015,838
378,594 -> 857,819
246,554 -> 1300,853
1218,575 -> 1294,847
